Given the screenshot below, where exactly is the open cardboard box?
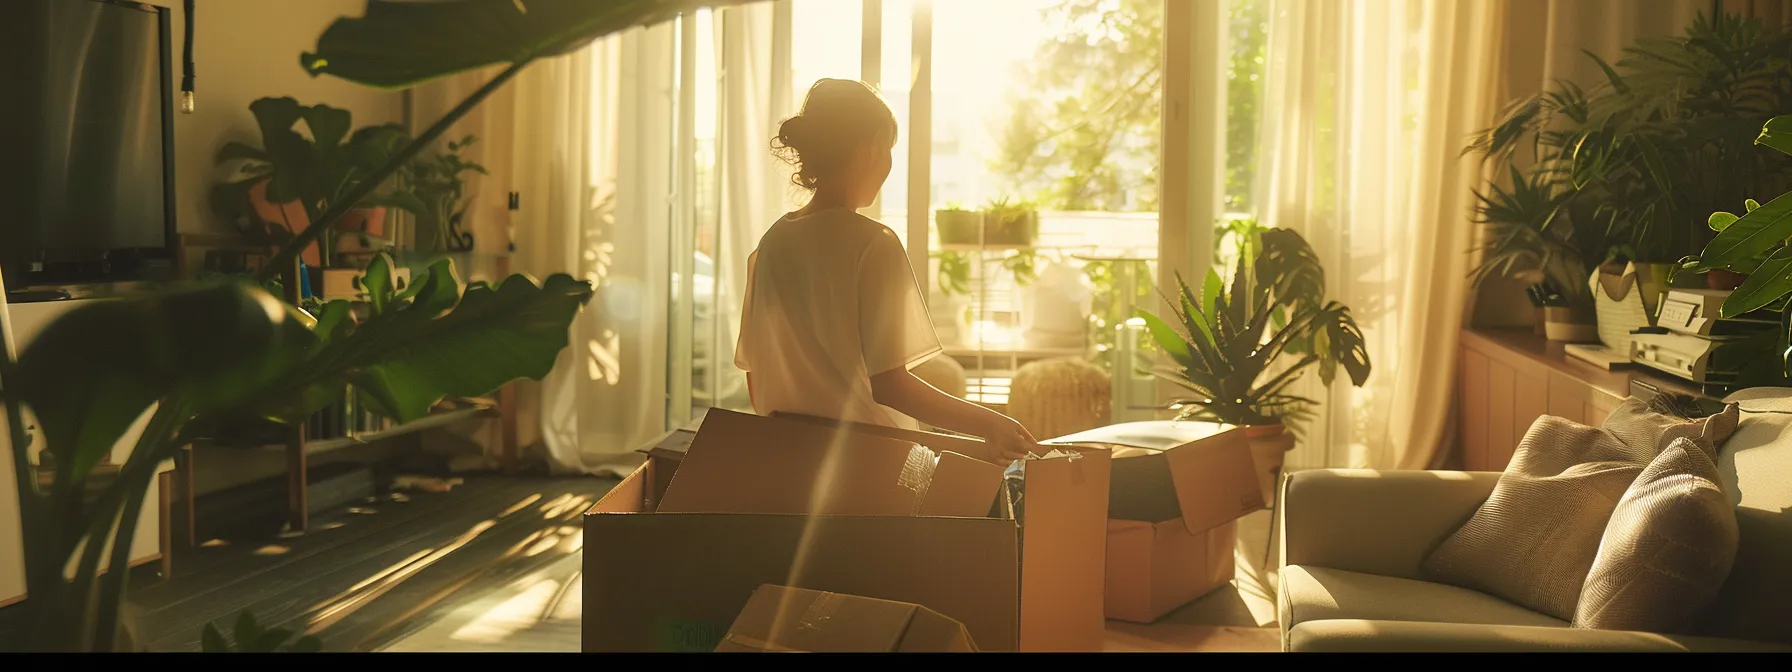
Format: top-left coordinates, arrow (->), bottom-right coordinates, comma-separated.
1044,421 -> 1260,623
584,409 -> 1110,653
716,584 -> 978,652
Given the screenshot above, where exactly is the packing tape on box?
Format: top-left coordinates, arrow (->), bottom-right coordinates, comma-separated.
800,591 -> 845,630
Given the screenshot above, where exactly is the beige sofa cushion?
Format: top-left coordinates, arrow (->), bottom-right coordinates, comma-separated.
1575,437 -> 1738,633
1287,619 -> 1792,653
1280,565 -> 1566,632
1421,402 -> 1738,621
1697,389 -> 1792,645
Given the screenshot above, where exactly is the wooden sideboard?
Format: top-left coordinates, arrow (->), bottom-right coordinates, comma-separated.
1457,328 -> 1718,472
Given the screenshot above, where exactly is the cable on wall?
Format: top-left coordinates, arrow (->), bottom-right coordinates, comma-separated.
180,0 -> 195,113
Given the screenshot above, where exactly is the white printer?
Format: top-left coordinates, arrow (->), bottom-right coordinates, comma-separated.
1629,288 -> 1780,393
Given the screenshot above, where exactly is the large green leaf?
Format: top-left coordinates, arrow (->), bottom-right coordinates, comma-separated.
245,257 -> 593,425
301,0 -> 762,90
1696,191 -> 1792,270
12,285 -> 305,483
1721,245 -> 1792,317
349,271 -> 593,422
1137,310 -> 1193,368
1757,115 -> 1792,155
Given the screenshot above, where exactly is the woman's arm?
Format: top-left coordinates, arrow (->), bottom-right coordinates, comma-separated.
870,367 -> 1038,461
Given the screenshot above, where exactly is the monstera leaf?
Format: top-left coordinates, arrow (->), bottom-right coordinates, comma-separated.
244,254 -> 594,425
301,0 -> 762,89
12,285 -> 307,486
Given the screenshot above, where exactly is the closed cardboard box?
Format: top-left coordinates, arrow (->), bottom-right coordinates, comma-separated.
1104,518 -> 1237,623
715,584 -> 977,652
583,409 -> 1110,653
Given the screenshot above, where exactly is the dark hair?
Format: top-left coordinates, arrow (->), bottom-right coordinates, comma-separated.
772,79 -> 898,191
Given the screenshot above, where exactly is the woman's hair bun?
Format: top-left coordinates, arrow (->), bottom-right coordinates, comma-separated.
775,115 -> 810,150
771,79 -> 898,192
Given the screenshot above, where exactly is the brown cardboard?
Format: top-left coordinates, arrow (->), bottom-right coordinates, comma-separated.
585,460 -> 1020,651
770,412 -> 1000,464
656,410 -> 933,516
635,428 -> 696,511
771,411 -> 1111,651
715,584 -> 977,652
1046,421 -> 1261,536
583,434 -> 1111,652
1103,518 -> 1237,623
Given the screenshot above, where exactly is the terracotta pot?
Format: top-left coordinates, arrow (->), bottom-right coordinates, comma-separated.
338,206 -> 388,237
1244,423 -> 1295,508
1707,269 -> 1748,291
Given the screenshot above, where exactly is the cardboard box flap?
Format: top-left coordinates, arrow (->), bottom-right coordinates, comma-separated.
635,427 -> 697,462
771,411 -> 999,464
1046,421 -> 1261,536
717,585 -> 966,652
919,451 -> 1005,518
656,409 -> 941,517
1014,446 -> 1111,652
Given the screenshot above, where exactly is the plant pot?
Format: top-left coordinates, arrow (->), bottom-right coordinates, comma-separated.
339,206 -> 388,237
1543,305 -> 1598,343
981,209 -> 1040,246
936,210 -> 984,245
1244,423 -> 1295,508
1707,269 -> 1748,291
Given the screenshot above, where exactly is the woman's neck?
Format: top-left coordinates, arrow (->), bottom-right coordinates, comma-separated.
798,189 -> 857,217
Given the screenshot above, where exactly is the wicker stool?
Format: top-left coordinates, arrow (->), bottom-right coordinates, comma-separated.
1008,357 -> 1111,439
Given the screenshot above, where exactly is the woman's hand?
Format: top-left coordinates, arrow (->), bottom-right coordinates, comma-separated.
983,417 -> 1042,464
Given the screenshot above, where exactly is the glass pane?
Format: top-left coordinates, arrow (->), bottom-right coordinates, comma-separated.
790,0 -> 864,110
929,0 -> 1163,411
876,0 -> 913,247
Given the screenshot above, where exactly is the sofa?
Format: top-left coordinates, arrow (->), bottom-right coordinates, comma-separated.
1275,389 -> 1792,652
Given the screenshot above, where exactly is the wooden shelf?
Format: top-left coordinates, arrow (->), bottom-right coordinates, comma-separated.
254,400 -> 499,456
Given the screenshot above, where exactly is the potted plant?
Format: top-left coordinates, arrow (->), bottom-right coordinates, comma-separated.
1468,12 -> 1792,344
1138,222 -> 1371,505
980,197 -> 1040,246
1686,115 -> 1792,379
935,203 -> 983,246
215,98 -> 426,269
401,135 -> 489,253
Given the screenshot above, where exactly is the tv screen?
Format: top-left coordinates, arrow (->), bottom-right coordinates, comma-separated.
0,0 -> 175,292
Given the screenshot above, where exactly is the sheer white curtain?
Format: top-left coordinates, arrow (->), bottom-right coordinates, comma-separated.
504,27 -> 678,475
497,7 -> 786,474
1254,0 -> 1505,471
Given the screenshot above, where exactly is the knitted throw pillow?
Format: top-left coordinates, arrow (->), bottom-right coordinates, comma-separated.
1574,437 -> 1739,633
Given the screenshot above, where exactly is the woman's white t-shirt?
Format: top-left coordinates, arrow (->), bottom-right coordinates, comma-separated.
735,208 -> 942,428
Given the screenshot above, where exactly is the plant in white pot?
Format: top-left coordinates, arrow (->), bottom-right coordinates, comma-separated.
1138,222 -> 1371,505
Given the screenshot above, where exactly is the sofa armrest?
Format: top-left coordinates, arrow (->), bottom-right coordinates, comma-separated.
1288,620 -> 1792,653
1280,469 -> 1499,581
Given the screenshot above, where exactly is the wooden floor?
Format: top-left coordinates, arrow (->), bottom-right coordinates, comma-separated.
3,475 -> 1285,653
380,509 -> 1286,653
0,474 -> 616,652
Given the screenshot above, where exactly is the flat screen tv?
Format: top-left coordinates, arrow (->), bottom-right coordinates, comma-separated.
0,0 -> 176,295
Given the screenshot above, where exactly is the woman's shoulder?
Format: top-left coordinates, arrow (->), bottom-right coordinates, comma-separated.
774,209 -> 900,246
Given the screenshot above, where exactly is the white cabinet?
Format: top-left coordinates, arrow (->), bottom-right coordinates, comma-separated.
1,298 -> 173,607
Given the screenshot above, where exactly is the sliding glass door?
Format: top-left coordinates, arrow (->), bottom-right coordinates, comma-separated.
663,0 -> 1249,430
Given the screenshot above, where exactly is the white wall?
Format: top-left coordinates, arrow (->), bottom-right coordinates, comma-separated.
142,0 -> 404,234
